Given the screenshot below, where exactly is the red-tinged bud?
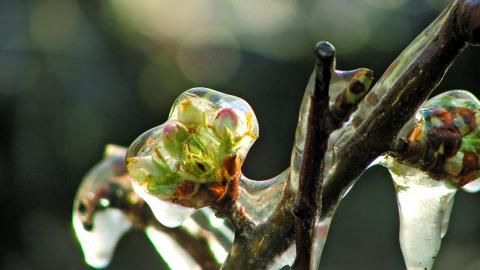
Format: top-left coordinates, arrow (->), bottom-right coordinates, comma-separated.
213,108 -> 246,139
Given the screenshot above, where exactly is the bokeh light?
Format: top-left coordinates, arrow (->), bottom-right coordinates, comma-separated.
29,0 -> 81,51
177,28 -> 240,85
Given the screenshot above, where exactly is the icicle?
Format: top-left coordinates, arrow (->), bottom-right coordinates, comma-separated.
384,90 -> 480,269
72,145 -> 133,268
383,157 -> 457,270
73,209 -> 132,268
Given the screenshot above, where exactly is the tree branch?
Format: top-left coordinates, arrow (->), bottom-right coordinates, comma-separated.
320,0 -> 480,218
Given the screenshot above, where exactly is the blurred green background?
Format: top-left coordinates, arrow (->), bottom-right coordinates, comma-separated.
1,0 -> 480,269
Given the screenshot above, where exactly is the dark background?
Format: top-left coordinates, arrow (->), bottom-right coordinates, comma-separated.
1,0 -> 480,269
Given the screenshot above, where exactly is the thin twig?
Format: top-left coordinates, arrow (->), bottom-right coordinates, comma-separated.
292,41 -> 335,270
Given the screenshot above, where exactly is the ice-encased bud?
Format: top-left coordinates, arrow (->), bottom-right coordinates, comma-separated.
396,90 -> 480,189
162,122 -> 189,155
127,88 -> 259,226
213,108 -> 248,139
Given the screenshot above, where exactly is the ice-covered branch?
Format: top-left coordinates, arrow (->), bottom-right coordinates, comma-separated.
320,0 -> 480,219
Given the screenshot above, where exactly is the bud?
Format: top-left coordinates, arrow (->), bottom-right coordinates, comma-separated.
162,122 -> 189,155
212,108 -> 247,139
175,98 -> 207,127
396,90 -> 480,188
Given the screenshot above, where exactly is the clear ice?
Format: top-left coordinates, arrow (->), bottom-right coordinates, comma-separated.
132,180 -> 196,228
126,87 -> 260,228
73,209 -> 132,268
73,145 -> 234,269
382,157 -> 457,270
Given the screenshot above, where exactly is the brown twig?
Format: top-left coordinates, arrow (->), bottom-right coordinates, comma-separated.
292,41 -> 335,270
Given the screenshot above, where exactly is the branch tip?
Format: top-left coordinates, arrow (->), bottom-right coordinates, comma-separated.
314,41 -> 335,61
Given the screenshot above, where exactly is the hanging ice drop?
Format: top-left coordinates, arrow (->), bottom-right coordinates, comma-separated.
72,146 -> 134,268
384,157 -> 456,270
131,181 -> 196,228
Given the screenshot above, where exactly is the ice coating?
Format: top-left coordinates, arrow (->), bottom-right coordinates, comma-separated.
311,217 -> 333,269
396,90 -> 480,188
132,180 -> 195,228
73,145 -> 235,268
383,157 -> 457,270
461,178 -> 480,192
266,243 -> 296,270
72,145 -> 133,268
73,209 -> 132,268
127,88 -> 259,225
145,228 -> 202,270
290,68 -> 374,191
287,67 -> 373,268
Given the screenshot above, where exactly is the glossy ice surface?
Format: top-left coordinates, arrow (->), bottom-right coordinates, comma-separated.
127,88 -> 259,218
397,90 -> 480,190
383,157 -> 457,270
73,145 -> 234,269
377,90 -> 480,270
72,145 -> 134,268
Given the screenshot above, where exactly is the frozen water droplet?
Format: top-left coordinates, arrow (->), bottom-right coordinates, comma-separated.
384,157 -> 457,270
73,209 -> 132,268
132,181 -> 195,228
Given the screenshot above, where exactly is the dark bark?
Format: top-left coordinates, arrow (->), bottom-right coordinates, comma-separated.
292,41 -> 335,270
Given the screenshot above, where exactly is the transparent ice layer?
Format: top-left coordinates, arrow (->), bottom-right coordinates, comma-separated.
383,157 -> 457,270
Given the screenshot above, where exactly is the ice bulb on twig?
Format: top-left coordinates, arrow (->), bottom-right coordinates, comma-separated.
73,145 -> 234,269
126,88 -> 259,226
386,90 -> 480,269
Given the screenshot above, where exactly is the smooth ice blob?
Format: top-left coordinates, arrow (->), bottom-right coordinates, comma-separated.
132,181 -> 196,228
73,209 -> 132,268
126,88 -> 259,226
383,157 -> 457,270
